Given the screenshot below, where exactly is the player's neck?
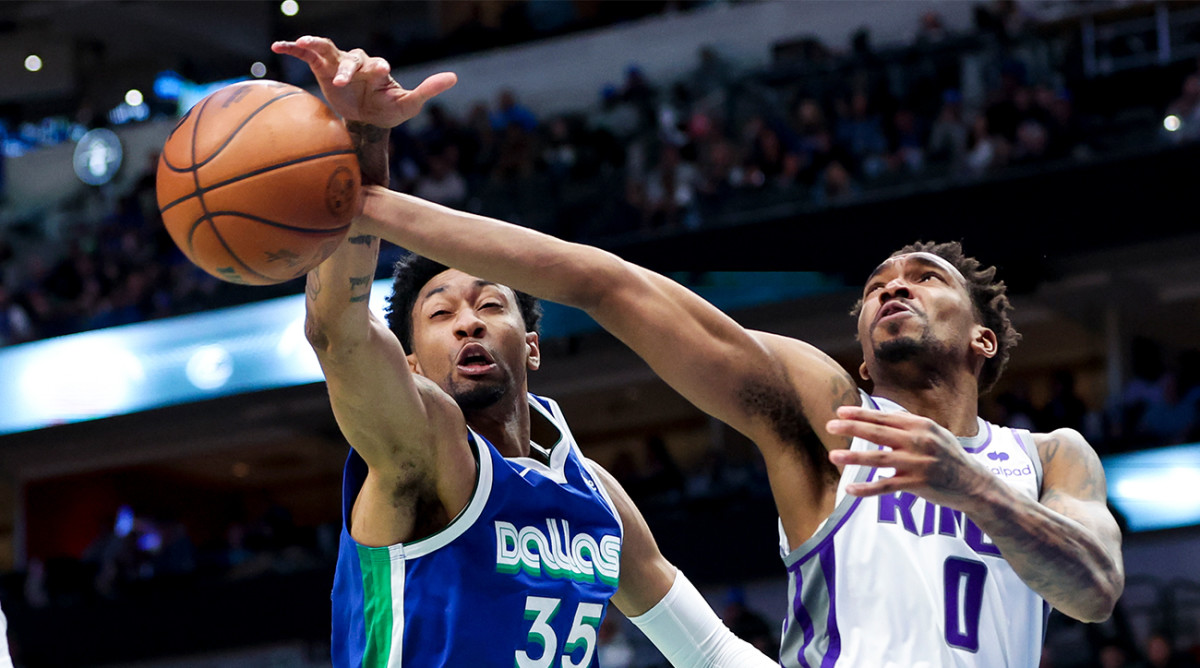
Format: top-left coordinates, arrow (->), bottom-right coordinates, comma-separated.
464,391 -> 533,459
874,378 -> 980,437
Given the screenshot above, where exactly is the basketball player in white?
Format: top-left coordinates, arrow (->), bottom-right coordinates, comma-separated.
0,599 -> 13,668
293,37 -> 1124,667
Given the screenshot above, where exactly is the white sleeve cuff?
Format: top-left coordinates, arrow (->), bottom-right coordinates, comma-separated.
628,570 -> 777,668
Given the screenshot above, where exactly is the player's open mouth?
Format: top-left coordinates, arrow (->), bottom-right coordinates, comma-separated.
875,301 -> 913,325
456,343 -> 496,374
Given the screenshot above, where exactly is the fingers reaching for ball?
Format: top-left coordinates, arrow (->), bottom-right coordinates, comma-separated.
272,35 -> 457,129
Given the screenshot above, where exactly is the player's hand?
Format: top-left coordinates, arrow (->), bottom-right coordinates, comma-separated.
825,405 -> 993,511
271,35 -> 457,128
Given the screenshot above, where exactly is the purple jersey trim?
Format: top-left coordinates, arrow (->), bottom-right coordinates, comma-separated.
818,544 -> 842,667
1013,428 -> 1044,494
960,420 -> 993,454
788,563 -> 816,668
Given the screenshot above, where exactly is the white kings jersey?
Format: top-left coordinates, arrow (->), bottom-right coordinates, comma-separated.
0,598 -> 11,668
778,392 -> 1049,668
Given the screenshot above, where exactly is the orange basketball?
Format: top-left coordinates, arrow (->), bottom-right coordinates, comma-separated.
156,80 -> 361,285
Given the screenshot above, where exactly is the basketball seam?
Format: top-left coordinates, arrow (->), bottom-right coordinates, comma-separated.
187,91 -> 274,283
160,90 -> 302,172
194,212 -> 352,235
159,149 -> 356,215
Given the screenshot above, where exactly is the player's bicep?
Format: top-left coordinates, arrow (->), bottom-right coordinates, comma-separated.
1036,429 -> 1122,553
319,312 -> 460,475
590,267 -> 793,435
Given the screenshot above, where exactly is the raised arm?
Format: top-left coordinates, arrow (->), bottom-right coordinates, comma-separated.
828,410 -> 1123,622
275,36 -> 471,545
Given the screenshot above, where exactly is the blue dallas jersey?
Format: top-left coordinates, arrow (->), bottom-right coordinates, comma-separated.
331,394 -> 623,668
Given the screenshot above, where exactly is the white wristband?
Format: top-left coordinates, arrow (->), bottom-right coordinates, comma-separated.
628,570 -> 777,668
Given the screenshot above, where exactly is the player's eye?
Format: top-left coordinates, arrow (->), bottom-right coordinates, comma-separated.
920,272 -> 941,282
430,309 -> 450,319
480,302 -> 502,310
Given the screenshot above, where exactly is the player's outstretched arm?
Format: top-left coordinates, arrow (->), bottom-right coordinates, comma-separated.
828,410 -> 1123,622
303,229 -> 474,546
280,36 -> 473,545
356,188 -> 856,461
588,464 -> 778,668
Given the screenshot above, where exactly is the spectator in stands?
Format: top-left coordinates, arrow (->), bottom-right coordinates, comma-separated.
687,45 -> 735,118
596,614 -> 635,668
463,102 -> 500,184
643,141 -> 703,230
619,64 -> 658,135
1038,370 -> 1089,434
490,89 -> 538,132
695,132 -> 744,210
812,159 -> 859,205
723,588 -> 778,657
1144,631 -> 1200,668
914,10 -> 949,46
414,148 -> 468,208
834,90 -> 889,178
1134,371 -> 1200,446
927,89 -> 970,168
887,107 -> 927,173
623,434 -> 686,505
965,114 -> 1007,175
1112,337 -> 1169,446
742,117 -> 800,189
541,115 -> 579,182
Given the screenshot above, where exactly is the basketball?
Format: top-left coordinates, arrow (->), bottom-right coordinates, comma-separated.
156,80 -> 361,285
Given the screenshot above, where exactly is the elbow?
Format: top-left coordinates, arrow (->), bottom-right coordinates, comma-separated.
304,313 -> 332,354
1068,568 -> 1124,623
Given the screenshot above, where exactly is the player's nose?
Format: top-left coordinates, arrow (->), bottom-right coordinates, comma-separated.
453,310 -> 486,339
879,277 -> 912,302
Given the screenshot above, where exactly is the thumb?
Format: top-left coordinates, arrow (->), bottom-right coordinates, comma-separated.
411,72 -> 458,103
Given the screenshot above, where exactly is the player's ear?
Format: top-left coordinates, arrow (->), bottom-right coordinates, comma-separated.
972,326 -> 998,359
525,331 -> 541,371
407,352 -> 423,376
859,361 -> 870,381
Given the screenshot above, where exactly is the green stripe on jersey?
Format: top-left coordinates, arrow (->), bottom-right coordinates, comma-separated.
357,545 -> 395,667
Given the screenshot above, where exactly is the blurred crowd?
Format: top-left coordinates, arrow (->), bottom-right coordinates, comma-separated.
2,3 -> 1199,350
3,3 -> 1200,664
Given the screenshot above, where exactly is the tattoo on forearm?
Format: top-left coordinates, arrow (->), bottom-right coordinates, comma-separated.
349,294 -> 370,303
346,121 -> 390,187
346,121 -> 389,143
349,275 -> 372,290
348,234 -> 377,246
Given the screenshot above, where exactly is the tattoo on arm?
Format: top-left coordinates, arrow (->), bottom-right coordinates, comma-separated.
348,274 -> 373,303
306,272 -> 322,301
348,234 -> 377,246
831,370 -> 860,448
346,122 -> 390,187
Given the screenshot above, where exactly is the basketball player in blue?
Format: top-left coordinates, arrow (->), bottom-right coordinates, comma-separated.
273,37 -> 778,668
334,57 -> 1126,668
